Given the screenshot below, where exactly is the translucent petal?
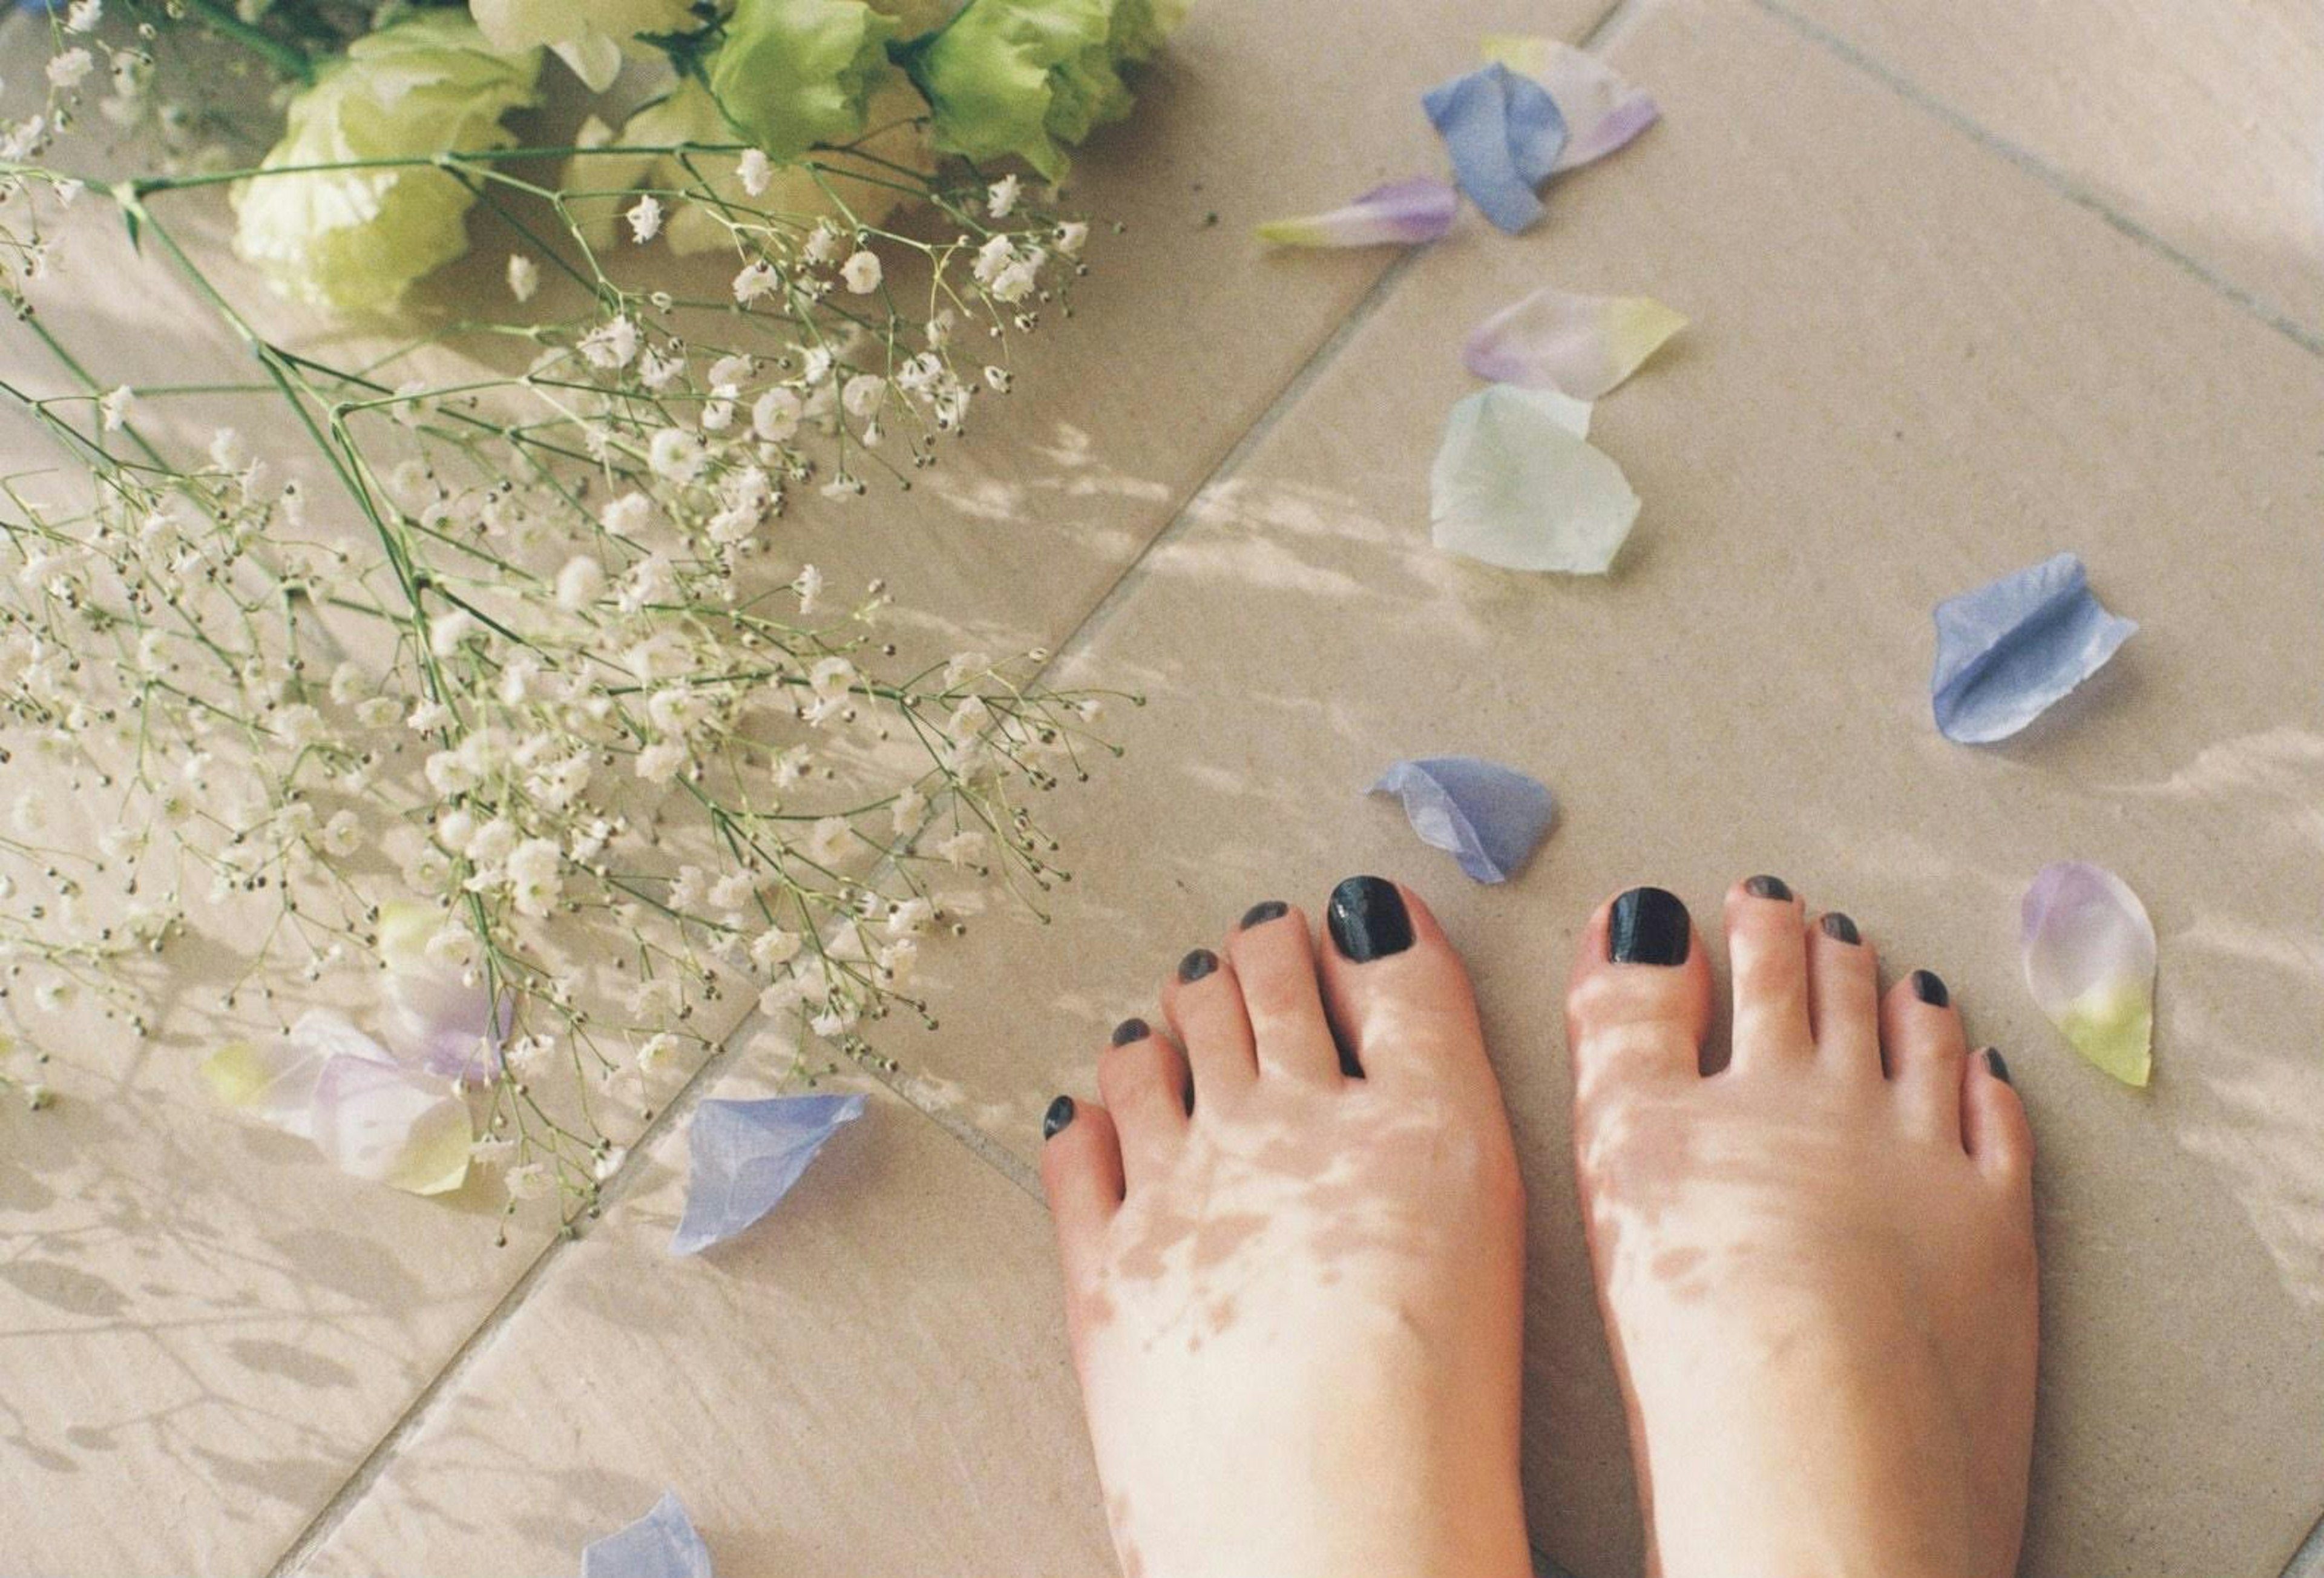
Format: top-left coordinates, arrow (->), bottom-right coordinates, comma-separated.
1431,384 -> 1638,574
1255,177 -> 1458,248
1932,553 -> 2136,743
2021,862 -> 2157,1087
1481,34 -> 1660,168
1463,286 -> 1687,398
1368,758 -> 1555,884
582,1491 -> 714,1578
307,1051 -> 473,1195
671,1093 -> 867,1255
1421,63 -> 1566,234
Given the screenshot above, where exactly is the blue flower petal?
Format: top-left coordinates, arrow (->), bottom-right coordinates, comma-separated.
1368,758 -> 1555,884
582,1491 -> 713,1578
1422,64 -> 1567,234
1931,553 -> 2136,744
670,1093 -> 867,1255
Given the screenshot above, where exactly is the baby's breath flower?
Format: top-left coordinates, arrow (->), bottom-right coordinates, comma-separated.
840,249 -> 884,294
506,254 -> 539,302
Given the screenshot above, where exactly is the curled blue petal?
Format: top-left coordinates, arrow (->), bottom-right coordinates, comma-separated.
1368,758 -> 1555,884
1931,553 -> 2136,744
671,1093 -> 867,1256
582,1491 -> 713,1578
1422,64 -> 1567,234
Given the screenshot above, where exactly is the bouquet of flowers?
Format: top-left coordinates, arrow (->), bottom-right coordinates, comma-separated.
0,0 -> 1178,1221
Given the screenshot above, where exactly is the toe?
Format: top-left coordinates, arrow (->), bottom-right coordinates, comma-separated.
1161,943 -> 1258,1101
1882,968 -> 1969,1143
1724,876 -> 1814,1072
1963,1047 -> 2035,1186
1566,884 -> 1713,1105
1226,901 -> 1342,1084
1097,1019 -> 1191,1186
1040,1095 -> 1122,1313
1315,876 -> 1486,1086
1806,909 -> 1882,1078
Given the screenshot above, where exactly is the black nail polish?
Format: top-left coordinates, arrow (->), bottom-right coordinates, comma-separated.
1110,1017 -> 1149,1047
1984,1048 -> 2012,1085
1744,874 -> 1793,902
1239,899 -> 1289,929
1608,887 -> 1690,967
1820,912 -> 1860,945
1178,948 -> 1219,984
1042,1095 -> 1075,1139
1326,875 -> 1413,962
1910,968 -> 1949,1008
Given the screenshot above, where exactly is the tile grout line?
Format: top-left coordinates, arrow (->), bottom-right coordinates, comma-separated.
1750,0 -> 2324,360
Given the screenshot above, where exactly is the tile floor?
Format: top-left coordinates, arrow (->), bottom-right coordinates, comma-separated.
4,0 -> 2322,1573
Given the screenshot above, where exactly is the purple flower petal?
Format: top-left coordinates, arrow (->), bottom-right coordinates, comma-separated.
1254,176 -> 1459,248
2021,863 -> 2156,1087
1368,757 -> 1555,884
671,1093 -> 867,1255
1931,553 -> 2137,743
307,1049 -> 473,1196
376,901 -> 507,1082
582,1491 -> 714,1578
1422,63 -> 1567,234
1482,35 -> 1660,169
1463,286 -> 1687,398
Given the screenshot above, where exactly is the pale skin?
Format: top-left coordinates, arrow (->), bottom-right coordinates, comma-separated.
1040,875 -> 2037,1578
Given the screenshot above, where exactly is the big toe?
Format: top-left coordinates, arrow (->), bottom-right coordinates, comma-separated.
1313,876 -> 1489,1088
1565,885 -> 1713,1108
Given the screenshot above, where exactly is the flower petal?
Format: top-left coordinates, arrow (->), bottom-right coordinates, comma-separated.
1368,758 -> 1555,884
1254,176 -> 1458,248
1422,63 -> 1567,234
200,1010 -> 387,1141
1431,384 -> 1639,574
1931,552 -> 2136,743
1463,286 -> 1687,398
582,1491 -> 714,1578
377,902 -> 507,1082
671,1093 -> 867,1255
2021,862 -> 2156,1087
1481,34 -> 1659,169
307,1051 -> 473,1196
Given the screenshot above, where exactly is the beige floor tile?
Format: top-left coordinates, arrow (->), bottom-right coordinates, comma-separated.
1762,0 -> 2324,338
0,0 -> 1615,1568
298,1074 -> 1113,1577
893,2 -> 2324,1574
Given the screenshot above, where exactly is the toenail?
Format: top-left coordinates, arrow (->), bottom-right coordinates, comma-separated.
1178,948 -> 1219,984
1042,1095 -> 1076,1139
1820,912 -> 1860,945
1608,887 -> 1690,967
1111,1017 -> 1150,1047
1910,968 -> 1950,1007
1239,899 -> 1290,929
1744,874 -> 1793,901
1984,1048 -> 2012,1085
1326,875 -> 1413,962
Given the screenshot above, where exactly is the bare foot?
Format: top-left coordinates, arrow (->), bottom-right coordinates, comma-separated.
1041,877 -> 1532,1578
1566,878 -> 2038,1578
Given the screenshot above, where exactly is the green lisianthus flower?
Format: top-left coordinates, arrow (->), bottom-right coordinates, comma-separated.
707,0 -> 903,163
902,0 -> 1111,179
231,14 -> 541,311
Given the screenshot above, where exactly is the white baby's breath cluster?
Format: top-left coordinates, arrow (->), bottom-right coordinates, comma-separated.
0,0 -> 1160,1212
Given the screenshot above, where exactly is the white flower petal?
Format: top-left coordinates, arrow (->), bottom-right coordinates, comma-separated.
1430,384 -> 1638,574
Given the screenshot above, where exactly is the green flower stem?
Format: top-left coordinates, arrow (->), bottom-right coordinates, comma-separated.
180,0 -> 318,85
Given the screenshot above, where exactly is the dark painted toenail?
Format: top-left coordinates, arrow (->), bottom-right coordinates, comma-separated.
1110,1017 -> 1149,1047
1239,899 -> 1289,929
1327,875 -> 1412,962
1744,874 -> 1793,901
1178,948 -> 1219,983
1820,912 -> 1860,945
1984,1048 -> 2012,1085
1911,968 -> 1949,1008
1609,887 -> 1690,967
1042,1095 -> 1075,1139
